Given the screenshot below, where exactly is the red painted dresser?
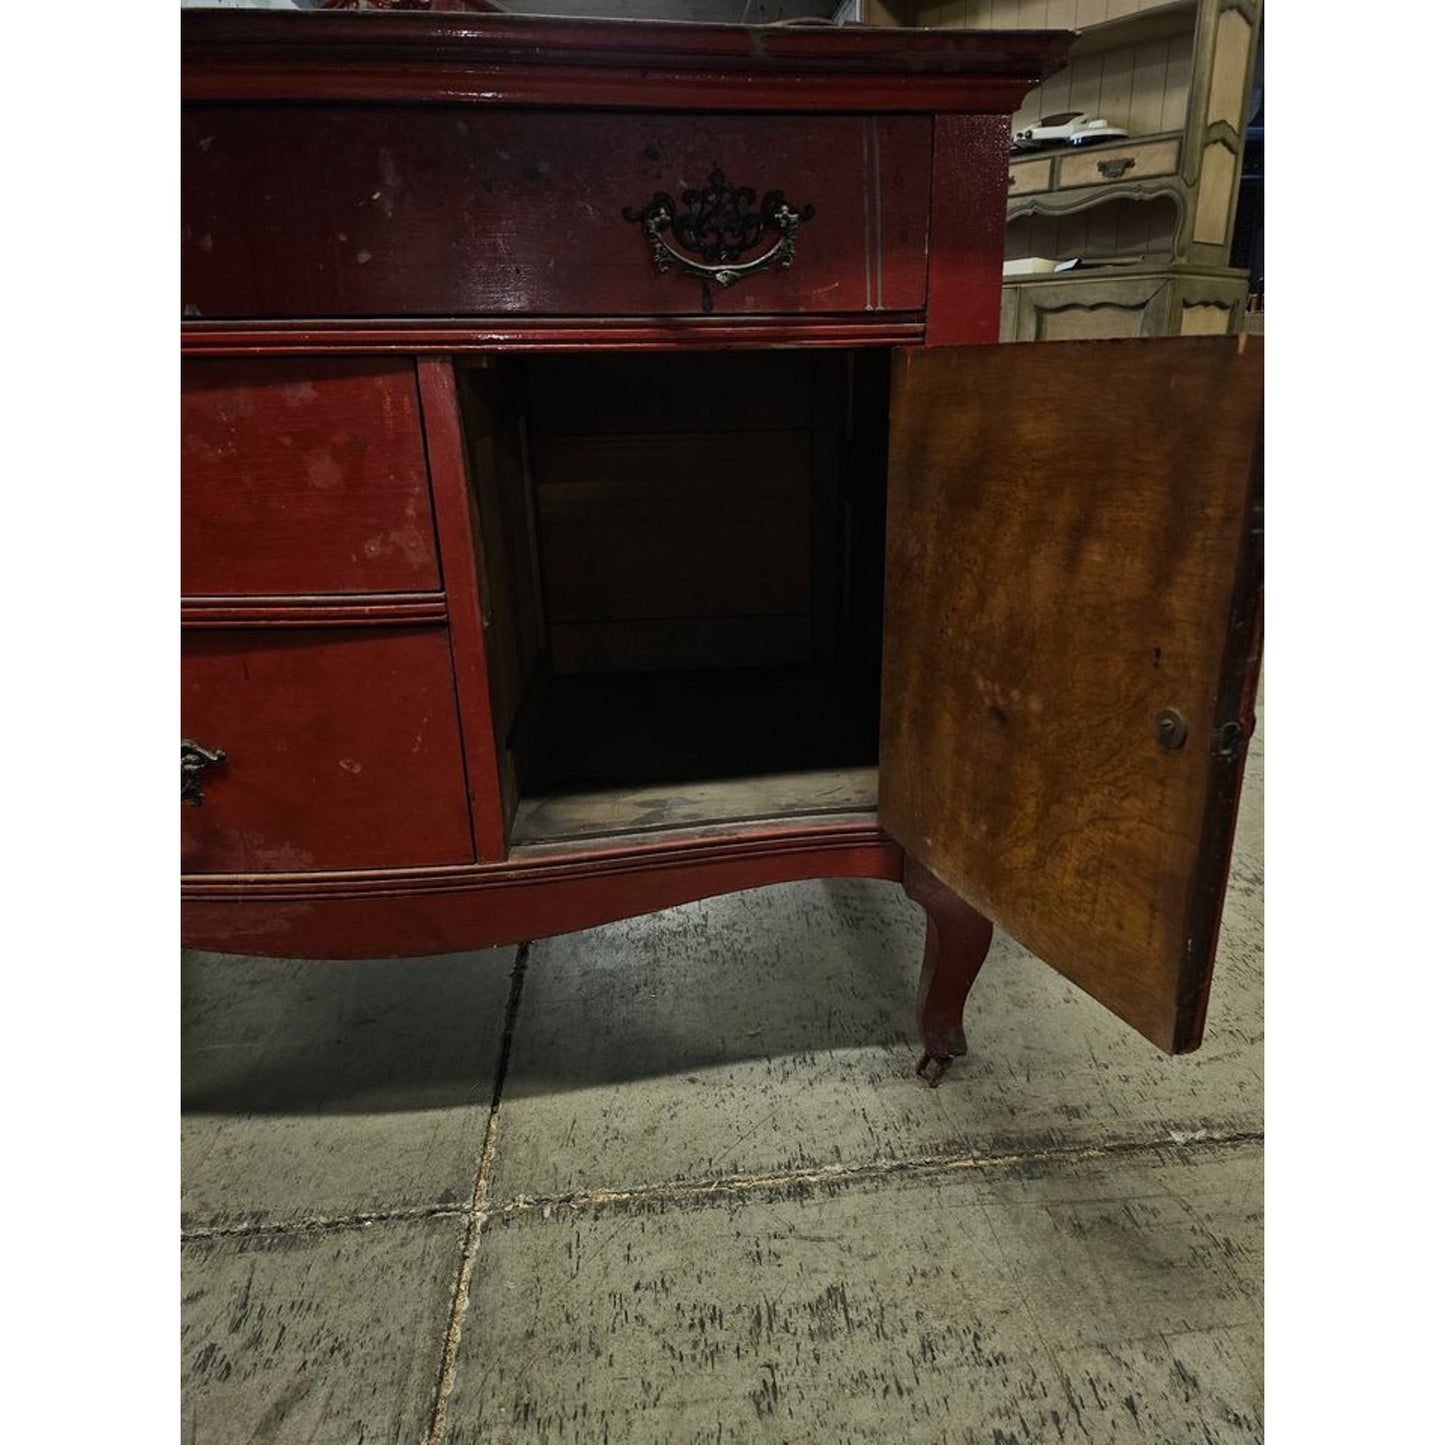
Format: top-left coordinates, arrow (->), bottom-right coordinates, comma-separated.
181,8 -> 1262,1079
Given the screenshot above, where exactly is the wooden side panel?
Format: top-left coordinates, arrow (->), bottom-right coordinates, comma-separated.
181,626 -> 475,874
452,358 -> 542,837
181,109 -> 932,320
416,358 -> 511,861
181,357 -> 440,597
879,336 -> 1262,1051
925,114 -> 1012,346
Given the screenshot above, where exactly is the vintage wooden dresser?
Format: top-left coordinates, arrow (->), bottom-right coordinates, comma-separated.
181,7 -> 1262,1081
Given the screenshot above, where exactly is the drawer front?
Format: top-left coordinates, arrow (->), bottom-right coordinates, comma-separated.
181,627 -> 473,873
1056,137 -> 1180,191
182,108 -> 932,319
1007,157 -> 1052,197
183,358 -> 440,597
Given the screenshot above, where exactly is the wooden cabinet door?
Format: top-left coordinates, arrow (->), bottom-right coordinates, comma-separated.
879,337 -> 1263,1053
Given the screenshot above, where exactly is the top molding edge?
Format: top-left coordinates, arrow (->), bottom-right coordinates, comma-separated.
182,10 -> 1074,100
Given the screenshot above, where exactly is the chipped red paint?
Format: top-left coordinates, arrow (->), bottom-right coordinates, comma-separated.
180,9 -> 1069,1068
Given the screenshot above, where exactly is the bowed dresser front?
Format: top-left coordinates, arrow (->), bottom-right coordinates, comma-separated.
181,9 -> 1262,1081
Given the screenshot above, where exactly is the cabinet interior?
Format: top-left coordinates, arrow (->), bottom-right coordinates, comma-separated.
455,348 -> 893,848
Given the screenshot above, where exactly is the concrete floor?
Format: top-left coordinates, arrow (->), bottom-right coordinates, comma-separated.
181,721 -> 1262,1444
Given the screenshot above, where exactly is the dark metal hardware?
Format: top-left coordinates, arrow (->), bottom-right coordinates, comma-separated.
916,1050 -> 959,1088
182,739 -> 227,806
1154,709 -> 1188,751
624,167 -> 815,314
1097,156 -> 1136,180
1213,721 -> 1245,760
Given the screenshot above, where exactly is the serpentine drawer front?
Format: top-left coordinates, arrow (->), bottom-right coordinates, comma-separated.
179,15 -> 1267,1072
182,357 -> 440,597
181,109 -> 932,320
181,626 -> 474,875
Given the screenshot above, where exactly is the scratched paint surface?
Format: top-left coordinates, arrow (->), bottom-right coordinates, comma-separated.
446,1143 -> 1262,1444
182,1218 -> 465,1445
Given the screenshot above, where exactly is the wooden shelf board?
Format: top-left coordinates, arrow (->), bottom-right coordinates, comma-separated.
1066,0 -> 1196,61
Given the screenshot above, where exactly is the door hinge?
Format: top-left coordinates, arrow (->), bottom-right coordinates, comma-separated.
1212,721 -> 1245,760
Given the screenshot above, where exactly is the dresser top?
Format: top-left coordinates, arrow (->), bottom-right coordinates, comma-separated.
181,9 -> 1071,112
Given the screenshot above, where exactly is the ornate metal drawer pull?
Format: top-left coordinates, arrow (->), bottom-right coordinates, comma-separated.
624,167 -> 815,314
182,739 -> 227,807
1096,156 -> 1136,181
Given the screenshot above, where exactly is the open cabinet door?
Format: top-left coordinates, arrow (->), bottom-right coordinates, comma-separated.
879,337 -> 1263,1053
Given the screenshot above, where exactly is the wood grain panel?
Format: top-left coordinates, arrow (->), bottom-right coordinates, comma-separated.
182,109 -> 931,320
182,357 -> 439,597
879,336 -> 1262,1052
181,627 -> 474,873
512,766 -> 878,846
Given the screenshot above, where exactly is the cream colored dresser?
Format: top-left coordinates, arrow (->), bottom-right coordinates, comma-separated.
875,0 -> 1262,340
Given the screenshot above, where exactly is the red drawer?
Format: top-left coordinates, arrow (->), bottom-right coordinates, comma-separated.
182,357 -> 440,597
181,108 -> 931,319
181,627 -> 473,873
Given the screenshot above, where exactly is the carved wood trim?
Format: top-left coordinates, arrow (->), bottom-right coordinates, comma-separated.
1201,120 -> 1243,154
182,10 -> 1071,112
182,826 -> 905,957
1008,180 -> 1186,261
1007,178 -> 1184,219
182,818 -> 898,901
1028,290 -> 1167,317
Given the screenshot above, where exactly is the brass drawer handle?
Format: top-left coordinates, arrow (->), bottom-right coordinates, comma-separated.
624,167 -> 815,314
182,739 -> 227,806
1097,156 -> 1136,181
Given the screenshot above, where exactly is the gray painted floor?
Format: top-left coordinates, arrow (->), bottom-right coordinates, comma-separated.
181,719 -> 1262,1444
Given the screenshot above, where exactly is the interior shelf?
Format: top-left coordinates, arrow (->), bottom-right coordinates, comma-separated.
1064,0 -> 1197,61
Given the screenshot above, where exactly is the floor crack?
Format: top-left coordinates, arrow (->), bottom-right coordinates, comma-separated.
424,939 -> 531,1445
478,1127 -> 1265,1228
181,1121 -> 1262,1245
181,1202 -> 468,1244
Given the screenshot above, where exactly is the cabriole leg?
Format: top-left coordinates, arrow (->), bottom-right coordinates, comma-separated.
903,857 -> 994,1087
